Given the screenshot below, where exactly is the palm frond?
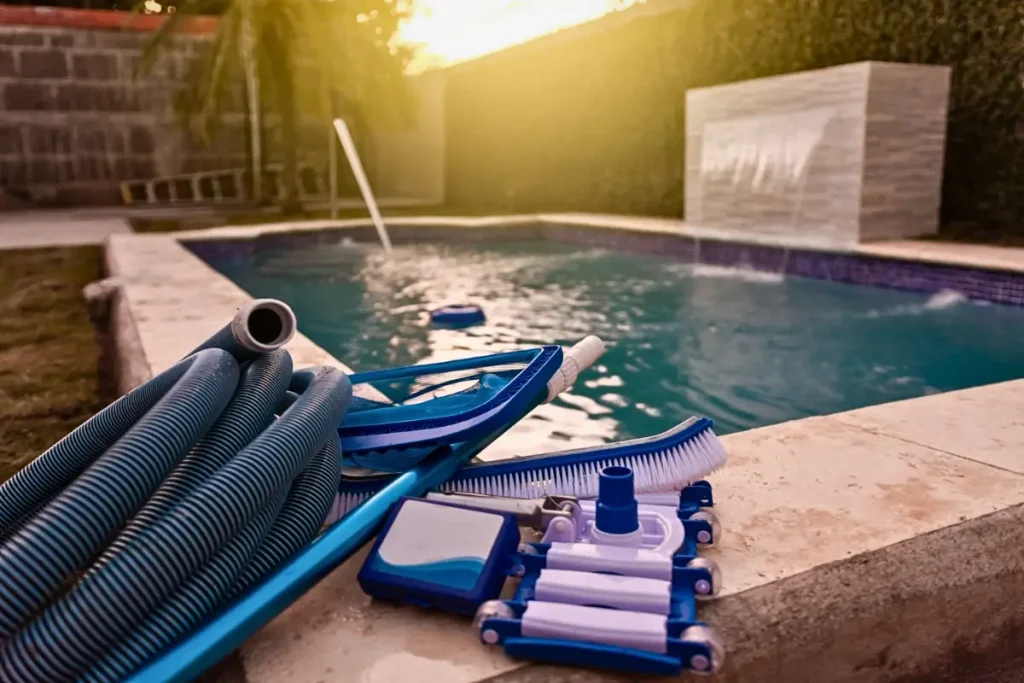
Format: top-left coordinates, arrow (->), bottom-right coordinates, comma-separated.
135,0 -> 218,76
190,6 -> 243,139
138,0 -> 417,206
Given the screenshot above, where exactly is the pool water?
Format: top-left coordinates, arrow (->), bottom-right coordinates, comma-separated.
214,240 -> 1024,456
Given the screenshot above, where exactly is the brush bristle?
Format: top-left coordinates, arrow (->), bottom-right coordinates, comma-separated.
326,426 -> 728,521
323,490 -> 373,526
442,427 -> 727,499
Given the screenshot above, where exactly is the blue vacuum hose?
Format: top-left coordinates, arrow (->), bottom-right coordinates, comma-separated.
0,299 -> 353,683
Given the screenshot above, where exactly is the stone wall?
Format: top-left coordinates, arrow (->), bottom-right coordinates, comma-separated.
684,62 -> 950,247
0,15 -> 250,206
860,63 -> 951,242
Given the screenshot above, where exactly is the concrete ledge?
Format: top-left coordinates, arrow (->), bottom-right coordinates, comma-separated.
857,239 -> 1024,275
0,213 -> 130,250
102,220 -> 1024,683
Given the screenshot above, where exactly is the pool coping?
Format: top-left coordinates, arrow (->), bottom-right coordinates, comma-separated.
103,215 -> 1024,683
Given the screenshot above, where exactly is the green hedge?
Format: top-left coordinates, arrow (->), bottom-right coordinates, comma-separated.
444,0 -> 1024,239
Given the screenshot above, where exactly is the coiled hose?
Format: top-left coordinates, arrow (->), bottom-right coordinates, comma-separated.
0,299 -> 353,683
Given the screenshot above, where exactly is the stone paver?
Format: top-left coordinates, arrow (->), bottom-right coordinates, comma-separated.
105,233 -> 391,403
834,378 -> 1024,474
857,239 -> 1024,273
0,210 -> 129,249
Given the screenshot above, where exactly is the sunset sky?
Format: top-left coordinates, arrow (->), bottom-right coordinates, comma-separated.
399,0 -> 643,71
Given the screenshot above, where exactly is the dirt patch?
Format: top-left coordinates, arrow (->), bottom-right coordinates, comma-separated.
0,246 -> 107,483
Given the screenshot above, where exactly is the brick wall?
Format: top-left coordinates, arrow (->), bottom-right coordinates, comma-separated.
0,9 -> 247,207
0,6 -> 445,211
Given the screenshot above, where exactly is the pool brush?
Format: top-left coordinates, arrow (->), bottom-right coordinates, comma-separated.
328,416 -> 728,521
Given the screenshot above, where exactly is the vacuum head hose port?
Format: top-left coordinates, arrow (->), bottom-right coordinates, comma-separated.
232,299 -> 297,352
595,465 -> 640,535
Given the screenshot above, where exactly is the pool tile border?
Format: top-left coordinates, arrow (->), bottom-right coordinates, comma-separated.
180,215 -> 1024,307
536,223 -> 1024,306
784,248 -> 1024,304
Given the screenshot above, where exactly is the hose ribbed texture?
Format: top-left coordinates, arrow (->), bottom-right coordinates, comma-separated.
236,437 -> 341,591
0,317 -> 352,683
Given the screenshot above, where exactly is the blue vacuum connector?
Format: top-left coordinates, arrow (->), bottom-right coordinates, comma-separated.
595,465 -> 640,535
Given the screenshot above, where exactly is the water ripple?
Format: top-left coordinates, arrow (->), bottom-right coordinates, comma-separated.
218,240 -> 1024,448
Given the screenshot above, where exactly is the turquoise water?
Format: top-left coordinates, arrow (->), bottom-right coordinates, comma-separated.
214,240 -> 1024,446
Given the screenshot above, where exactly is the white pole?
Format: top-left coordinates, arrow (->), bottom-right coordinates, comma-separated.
329,123 -> 338,220
332,118 -> 392,252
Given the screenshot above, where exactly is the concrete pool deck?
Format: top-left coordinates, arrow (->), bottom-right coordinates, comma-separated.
0,210 -> 131,249
104,215 -> 1024,683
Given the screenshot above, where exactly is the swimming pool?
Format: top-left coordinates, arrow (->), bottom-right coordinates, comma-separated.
212,239 -> 1024,455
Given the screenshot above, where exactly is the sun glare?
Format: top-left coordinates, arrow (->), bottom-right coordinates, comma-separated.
400,0 -> 644,71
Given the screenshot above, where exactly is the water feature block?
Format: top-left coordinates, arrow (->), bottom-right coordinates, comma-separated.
685,62 -> 951,247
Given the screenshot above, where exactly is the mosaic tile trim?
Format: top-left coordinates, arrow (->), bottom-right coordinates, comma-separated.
542,223 -> 698,261
182,223 -> 1024,307
543,224 -> 1024,307
697,239 -> 788,272
183,222 -> 545,266
785,249 -> 1024,306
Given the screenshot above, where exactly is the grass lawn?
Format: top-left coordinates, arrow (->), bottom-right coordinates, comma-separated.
0,247 -> 106,483
0,245 -> 246,681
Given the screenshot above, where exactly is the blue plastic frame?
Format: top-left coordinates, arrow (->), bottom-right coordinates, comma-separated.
430,304 -> 486,329
358,497 -> 521,615
340,346 -> 561,454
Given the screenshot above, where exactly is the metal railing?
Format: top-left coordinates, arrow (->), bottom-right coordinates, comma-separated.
119,163 -> 331,206
119,120 -> 396,257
